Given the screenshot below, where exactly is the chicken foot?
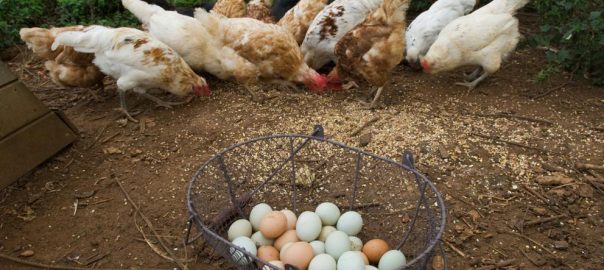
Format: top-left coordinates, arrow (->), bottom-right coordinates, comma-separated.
268,80 -> 300,92
138,92 -> 191,109
455,71 -> 490,91
464,67 -> 483,82
117,91 -> 140,123
360,86 -> 385,110
243,84 -> 269,102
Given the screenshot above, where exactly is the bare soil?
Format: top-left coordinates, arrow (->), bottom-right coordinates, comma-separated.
1,16 -> 603,270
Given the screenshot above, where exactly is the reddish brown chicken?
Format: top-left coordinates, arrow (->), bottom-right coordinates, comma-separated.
328,0 -> 410,109
247,0 -> 275,23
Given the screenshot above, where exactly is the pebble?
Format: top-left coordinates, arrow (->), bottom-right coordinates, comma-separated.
554,240 -> 569,250
359,133 -> 372,147
19,250 -> 34,257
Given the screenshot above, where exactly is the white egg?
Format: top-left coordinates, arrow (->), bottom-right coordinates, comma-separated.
230,236 -> 257,265
310,240 -> 326,255
309,253 -> 337,270
378,250 -> 406,270
319,226 -> 337,242
249,203 -> 272,231
337,251 -> 365,270
228,219 -> 252,241
336,211 -> 363,236
296,211 -> 322,241
279,242 -> 294,260
315,202 -> 341,226
325,230 -> 351,260
349,236 -> 363,251
365,266 -> 379,270
251,231 -> 274,246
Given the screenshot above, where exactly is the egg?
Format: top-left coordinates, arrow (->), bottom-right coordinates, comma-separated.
309,253 -> 337,270
362,239 -> 390,264
263,260 -> 285,270
365,266 -> 379,270
281,209 -> 297,230
280,242 -> 293,259
250,203 -> 273,231
259,211 -> 288,238
227,219 -> 252,241
258,246 -> 280,262
337,251 -> 365,270
296,211 -> 322,241
349,236 -> 363,251
281,242 -> 314,270
319,226 -> 337,242
251,231 -> 274,246
274,230 -> 299,250
310,240 -> 326,255
325,230 -> 351,260
315,202 -> 341,226
354,251 -> 369,265
378,250 -> 406,270
336,211 -> 363,236
230,236 -> 256,265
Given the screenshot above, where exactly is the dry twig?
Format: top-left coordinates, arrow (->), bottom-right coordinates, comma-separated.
524,215 -> 565,227
474,259 -> 516,270
473,112 -> 553,126
0,253 -> 126,270
444,240 -> 466,257
471,133 -> 548,153
350,116 -> 380,136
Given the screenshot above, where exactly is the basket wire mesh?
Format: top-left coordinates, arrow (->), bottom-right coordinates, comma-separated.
185,125 -> 447,270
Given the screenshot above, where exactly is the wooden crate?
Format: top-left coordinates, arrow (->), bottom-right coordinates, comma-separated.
0,60 -> 78,190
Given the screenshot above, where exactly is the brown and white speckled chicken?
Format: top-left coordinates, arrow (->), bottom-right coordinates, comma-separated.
52,26 -> 209,121
328,0 -> 410,109
247,0 -> 275,23
277,0 -> 327,44
211,0 -> 247,18
19,26 -> 105,93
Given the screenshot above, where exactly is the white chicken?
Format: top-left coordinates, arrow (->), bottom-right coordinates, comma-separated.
301,0 -> 384,70
420,0 -> 529,90
405,0 -> 477,69
52,26 -> 209,122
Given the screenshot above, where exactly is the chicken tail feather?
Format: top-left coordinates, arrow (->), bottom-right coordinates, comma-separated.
52,30 -> 97,53
122,0 -> 166,25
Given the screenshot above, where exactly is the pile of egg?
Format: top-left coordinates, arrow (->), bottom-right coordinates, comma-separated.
226,202 -> 407,270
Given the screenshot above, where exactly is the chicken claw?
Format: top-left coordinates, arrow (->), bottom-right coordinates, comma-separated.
359,86 -> 385,110
455,71 -> 490,91
463,67 -> 483,82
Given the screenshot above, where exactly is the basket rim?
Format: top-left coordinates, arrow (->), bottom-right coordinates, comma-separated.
186,133 -> 447,269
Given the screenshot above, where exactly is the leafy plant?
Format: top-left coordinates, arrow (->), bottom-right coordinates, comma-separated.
0,0 -> 46,48
531,0 -> 604,85
55,0 -> 138,27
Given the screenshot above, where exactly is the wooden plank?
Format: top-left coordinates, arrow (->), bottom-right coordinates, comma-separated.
0,60 -> 17,88
0,81 -> 50,139
0,112 -> 77,190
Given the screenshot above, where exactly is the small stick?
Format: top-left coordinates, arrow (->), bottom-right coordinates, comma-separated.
0,253 -> 127,270
101,132 -> 122,144
575,162 -> 604,171
443,240 -> 466,257
475,259 -> 516,270
473,112 -> 554,126
520,249 -> 543,267
134,215 -> 186,263
521,184 -> 550,204
530,83 -> 569,100
350,116 -> 380,136
506,232 -> 555,256
86,124 -> 109,150
524,215 -> 565,227
63,159 -> 75,169
115,179 -> 187,270
471,133 -> 548,153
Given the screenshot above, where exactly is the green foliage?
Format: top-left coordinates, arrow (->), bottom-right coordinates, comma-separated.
531,0 -> 604,85
0,0 -> 46,48
55,0 -> 138,27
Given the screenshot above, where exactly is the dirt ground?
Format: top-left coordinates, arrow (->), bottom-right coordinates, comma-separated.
1,16 -> 603,270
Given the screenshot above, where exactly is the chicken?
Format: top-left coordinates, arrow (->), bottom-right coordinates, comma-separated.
277,0 -> 328,44
123,0 -> 258,98
301,0 -> 384,70
420,0 -> 529,90
19,26 -> 105,92
194,8 -> 328,93
52,26 -> 210,122
247,0 -> 275,23
211,0 -> 247,18
328,0 -> 410,109
405,0 -> 477,69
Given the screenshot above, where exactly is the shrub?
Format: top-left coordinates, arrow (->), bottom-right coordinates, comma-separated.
532,0 -> 604,85
0,0 -> 46,48
55,0 -> 138,27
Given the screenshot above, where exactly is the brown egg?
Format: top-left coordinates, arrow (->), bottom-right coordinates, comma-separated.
274,230 -> 299,250
258,246 -> 280,262
259,211 -> 288,239
280,241 -> 314,270
362,239 -> 390,264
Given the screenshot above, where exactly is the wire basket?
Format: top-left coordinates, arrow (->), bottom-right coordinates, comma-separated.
186,125 -> 447,270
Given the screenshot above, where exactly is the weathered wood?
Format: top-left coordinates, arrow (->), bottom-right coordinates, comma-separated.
0,112 -> 77,189
0,81 -> 50,138
0,61 -> 17,88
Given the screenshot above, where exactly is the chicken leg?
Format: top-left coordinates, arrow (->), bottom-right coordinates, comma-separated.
243,83 -> 268,102
464,67 -> 483,82
139,92 -> 191,109
117,90 -> 139,123
361,86 -> 385,109
455,71 -> 490,91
